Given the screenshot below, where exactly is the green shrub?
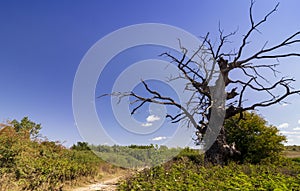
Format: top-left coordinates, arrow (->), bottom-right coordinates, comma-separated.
225,112 -> 286,164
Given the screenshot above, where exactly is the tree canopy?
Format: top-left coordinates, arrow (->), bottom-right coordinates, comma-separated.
11,117 -> 41,138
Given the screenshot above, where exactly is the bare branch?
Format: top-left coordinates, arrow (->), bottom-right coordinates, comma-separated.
234,1 -> 279,63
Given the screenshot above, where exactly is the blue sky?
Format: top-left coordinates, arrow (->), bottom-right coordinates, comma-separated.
1,0 -> 300,147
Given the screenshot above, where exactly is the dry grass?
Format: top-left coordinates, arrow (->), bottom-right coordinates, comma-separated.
284,151 -> 300,158
284,145 -> 300,158
0,173 -> 19,191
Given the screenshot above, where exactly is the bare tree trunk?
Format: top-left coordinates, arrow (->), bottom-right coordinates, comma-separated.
204,126 -> 240,165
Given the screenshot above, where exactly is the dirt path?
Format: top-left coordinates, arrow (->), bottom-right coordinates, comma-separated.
70,167 -> 146,191
71,176 -> 122,191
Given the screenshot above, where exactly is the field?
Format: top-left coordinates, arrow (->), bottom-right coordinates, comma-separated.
284,145 -> 300,158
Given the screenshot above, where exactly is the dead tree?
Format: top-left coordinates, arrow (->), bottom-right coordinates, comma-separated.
111,1 -> 300,164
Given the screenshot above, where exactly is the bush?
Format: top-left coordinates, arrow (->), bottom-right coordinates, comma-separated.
224,112 -> 286,163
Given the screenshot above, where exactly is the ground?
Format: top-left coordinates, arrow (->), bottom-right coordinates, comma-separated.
70,176 -> 121,191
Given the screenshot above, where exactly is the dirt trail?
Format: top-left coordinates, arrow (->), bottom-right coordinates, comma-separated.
71,176 -> 122,191
70,167 -> 145,191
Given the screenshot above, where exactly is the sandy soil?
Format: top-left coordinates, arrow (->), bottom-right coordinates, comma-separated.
71,176 -> 122,191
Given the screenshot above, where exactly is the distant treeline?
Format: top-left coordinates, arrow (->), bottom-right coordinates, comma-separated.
90,144 -> 183,168
85,144 -> 200,168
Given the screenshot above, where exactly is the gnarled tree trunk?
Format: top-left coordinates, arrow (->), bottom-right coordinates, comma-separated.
204,126 -> 240,165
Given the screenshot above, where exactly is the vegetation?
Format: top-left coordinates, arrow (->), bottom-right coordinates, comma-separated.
225,112 -> 286,163
90,144 -> 183,168
0,117 -> 299,190
119,148 -> 300,190
117,114 -> 298,190
0,118 -> 104,191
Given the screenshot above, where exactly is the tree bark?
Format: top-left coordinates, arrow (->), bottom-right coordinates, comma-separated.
204,125 -> 240,165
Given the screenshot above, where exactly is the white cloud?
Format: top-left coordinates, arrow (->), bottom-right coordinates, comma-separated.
151,136 -> 167,141
281,103 -> 289,107
146,115 -> 161,123
141,123 -> 153,127
289,138 -> 295,141
280,131 -> 300,135
278,123 -> 289,129
293,127 -> 300,131
285,135 -> 300,145
298,119 -> 300,124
